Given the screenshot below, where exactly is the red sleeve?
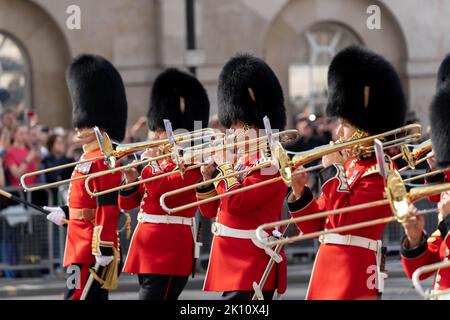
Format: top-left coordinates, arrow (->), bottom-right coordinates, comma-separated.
212,163 -> 282,215
401,231 -> 442,280
196,183 -> 219,218
118,181 -> 145,210
287,187 -> 326,234
89,159 -> 122,255
144,163 -> 201,195
288,164 -> 350,234
288,164 -> 387,236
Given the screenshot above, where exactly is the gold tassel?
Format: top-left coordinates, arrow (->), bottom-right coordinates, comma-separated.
124,213 -> 132,240
89,247 -> 120,290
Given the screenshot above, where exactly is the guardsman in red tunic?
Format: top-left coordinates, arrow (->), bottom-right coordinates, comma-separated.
196,54 -> 288,300
287,46 -> 407,300
421,55 -> 450,203
400,58 -> 450,298
118,68 -> 210,300
44,55 -> 128,300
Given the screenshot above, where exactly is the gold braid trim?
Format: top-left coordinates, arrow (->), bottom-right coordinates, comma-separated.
196,187 -> 218,200
214,163 -> 239,190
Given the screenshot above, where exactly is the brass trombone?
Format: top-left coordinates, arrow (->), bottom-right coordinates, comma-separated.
403,166 -> 449,184
160,124 -> 423,214
412,260 -> 450,299
392,139 -> 432,172
255,168 -> 449,246
20,127 -> 219,192
84,129 -> 300,197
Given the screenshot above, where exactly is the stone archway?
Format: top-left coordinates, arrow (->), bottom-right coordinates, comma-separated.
263,0 -> 408,127
0,0 -> 71,127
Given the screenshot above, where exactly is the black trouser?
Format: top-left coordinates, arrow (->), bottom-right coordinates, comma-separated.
138,274 -> 189,300
64,264 -> 109,300
222,290 -> 275,300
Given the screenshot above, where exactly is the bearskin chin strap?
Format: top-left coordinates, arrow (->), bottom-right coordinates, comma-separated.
344,128 -> 375,160
89,247 -> 120,290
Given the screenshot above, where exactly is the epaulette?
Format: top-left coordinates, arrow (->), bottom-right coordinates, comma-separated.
361,164 -> 380,178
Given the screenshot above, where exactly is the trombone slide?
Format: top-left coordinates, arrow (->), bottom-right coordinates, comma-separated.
412,260 -> 450,300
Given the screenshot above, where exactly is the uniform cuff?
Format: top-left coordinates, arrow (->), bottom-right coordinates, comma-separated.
438,215 -> 450,239
287,187 -> 313,212
119,185 -> 139,197
61,205 -> 69,220
400,233 -> 428,258
196,180 -> 218,200
92,226 -> 115,256
97,191 -> 119,206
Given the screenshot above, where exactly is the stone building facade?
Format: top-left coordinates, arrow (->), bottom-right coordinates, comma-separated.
0,0 -> 449,130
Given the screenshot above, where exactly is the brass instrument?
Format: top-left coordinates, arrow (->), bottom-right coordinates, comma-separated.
85,129 -> 300,197
391,139 -> 432,172
20,127 -> 218,192
255,168 -> 449,247
403,167 -> 449,184
160,124 -> 422,214
412,260 -> 450,300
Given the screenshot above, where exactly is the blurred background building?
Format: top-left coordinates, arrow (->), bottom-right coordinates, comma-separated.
0,0 -> 449,130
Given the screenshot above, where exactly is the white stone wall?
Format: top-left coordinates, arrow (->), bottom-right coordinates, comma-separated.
1,0 -> 449,130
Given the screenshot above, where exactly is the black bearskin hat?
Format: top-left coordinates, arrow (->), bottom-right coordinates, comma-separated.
217,53 -> 286,130
67,54 -> 128,142
437,54 -> 450,90
327,46 -> 406,134
147,68 -> 210,132
430,85 -> 450,168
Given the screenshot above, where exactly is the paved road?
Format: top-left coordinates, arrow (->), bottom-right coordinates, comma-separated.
1,277 -> 433,300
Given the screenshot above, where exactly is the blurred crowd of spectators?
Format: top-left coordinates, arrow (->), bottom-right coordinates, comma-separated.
0,107 -> 151,194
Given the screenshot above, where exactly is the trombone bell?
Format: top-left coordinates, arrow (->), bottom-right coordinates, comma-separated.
385,169 -> 410,222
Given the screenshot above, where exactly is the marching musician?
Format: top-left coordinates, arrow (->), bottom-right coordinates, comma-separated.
44,55 -> 128,300
422,55 -> 450,202
196,53 -> 288,300
400,69 -> 450,298
118,68 -> 210,300
287,46 -> 407,299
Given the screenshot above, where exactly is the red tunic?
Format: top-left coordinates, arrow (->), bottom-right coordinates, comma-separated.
64,145 -> 121,266
401,217 -> 450,296
288,157 -> 390,300
197,155 -> 288,293
119,159 -> 202,276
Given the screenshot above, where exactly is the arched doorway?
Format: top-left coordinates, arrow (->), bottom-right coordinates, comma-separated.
264,0 -> 408,127
0,0 -> 71,127
0,32 -> 32,112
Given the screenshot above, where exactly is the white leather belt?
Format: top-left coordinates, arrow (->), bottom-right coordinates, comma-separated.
138,212 -> 193,226
319,233 -> 379,252
211,222 -> 255,239
138,212 -> 202,258
211,222 -> 283,263
319,233 -> 387,293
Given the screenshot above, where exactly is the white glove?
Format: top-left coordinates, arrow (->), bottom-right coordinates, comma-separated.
44,206 -> 66,226
95,255 -> 114,267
